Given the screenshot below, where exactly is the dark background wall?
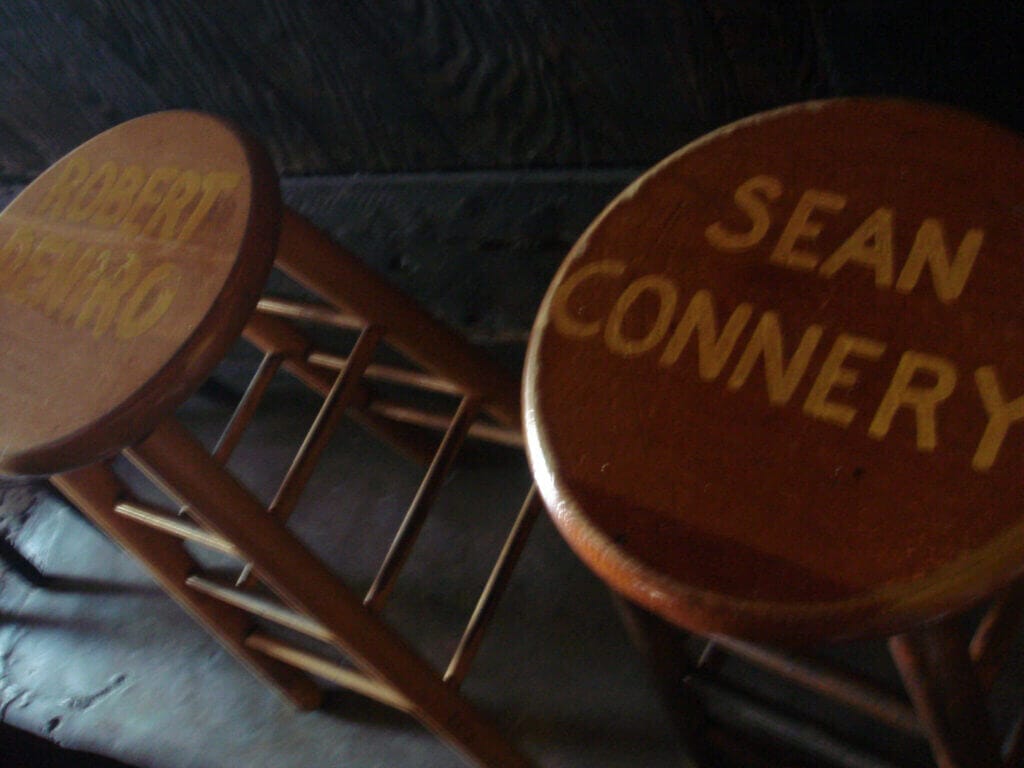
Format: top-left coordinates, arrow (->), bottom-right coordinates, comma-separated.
1,0 -> 1022,340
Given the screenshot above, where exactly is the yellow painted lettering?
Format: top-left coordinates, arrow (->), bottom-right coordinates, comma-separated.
894,219 -> 983,304
41,244 -> 100,317
141,171 -> 201,240
17,234 -> 74,308
868,351 -> 957,450
605,275 -> 678,356
116,263 -> 182,339
59,249 -> 111,322
65,161 -> 119,223
35,157 -> 90,218
119,167 -> 179,237
550,259 -> 626,339
803,333 -> 886,428
0,226 -> 36,291
90,164 -> 146,227
818,207 -> 894,288
659,290 -> 752,380
75,253 -> 141,336
972,367 -> 1024,471
727,312 -> 823,405
175,171 -> 242,241
704,175 -> 782,252
770,188 -> 847,271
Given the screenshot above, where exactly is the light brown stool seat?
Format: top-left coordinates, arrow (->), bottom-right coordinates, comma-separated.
0,111 -> 537,768
524,98 -> 1024,767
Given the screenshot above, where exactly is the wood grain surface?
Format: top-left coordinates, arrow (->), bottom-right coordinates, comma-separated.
2,1 -> 1019,180
525,99 -> 1024,644
0,111 -> 279,475
2,1 -> 1019,344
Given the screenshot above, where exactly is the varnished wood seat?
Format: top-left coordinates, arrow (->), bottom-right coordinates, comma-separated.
0,111 -> 538,768
524,99 -> 1024,767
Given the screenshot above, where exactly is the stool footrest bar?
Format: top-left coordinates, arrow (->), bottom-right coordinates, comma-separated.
308,350 -> 463,396
270,324 -> 384,525
712,636 -> 923,736
368,399 -> 523,448
365,395 -> 480,611
970,585 -> 1024,690
690,674 -> 902,768
213,351 -> 285,464
245,631 -> 413,712
445,486 -> 542,687
114,502 -> 241,558
187,575 -> 334,644
257,296 -> 365,331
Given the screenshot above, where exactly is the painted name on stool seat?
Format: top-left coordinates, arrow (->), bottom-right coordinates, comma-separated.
0,226 -> 181,340
550,174 -> 1021,473
0,155 -> 244,340
32,157 -> 241,243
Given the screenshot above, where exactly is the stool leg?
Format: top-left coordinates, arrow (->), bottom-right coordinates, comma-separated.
127,417 -> 532,768
51,463 -> 322,710
273,209 -> 522,428
613,597 -> 708,766
889,617 -> 1001,768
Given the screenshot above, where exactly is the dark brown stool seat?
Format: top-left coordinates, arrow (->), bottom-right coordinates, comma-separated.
524,98 -> 1024,767
0,111 -> 538,768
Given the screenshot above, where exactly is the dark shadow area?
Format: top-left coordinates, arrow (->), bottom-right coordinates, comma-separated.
0,612 -> 110,632
33,578 -> 163,597
319,689 -> 417,729
0,561 -> 163,597
0,724 -> 139,768
0,536 -> 51,587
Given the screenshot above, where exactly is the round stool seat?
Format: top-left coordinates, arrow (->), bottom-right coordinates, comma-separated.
0,111 -> 280,476
525,99 -> 1024,643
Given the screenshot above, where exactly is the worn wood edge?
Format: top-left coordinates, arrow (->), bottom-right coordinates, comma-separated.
522,98 -> 1024,645
0,112 -> 282,476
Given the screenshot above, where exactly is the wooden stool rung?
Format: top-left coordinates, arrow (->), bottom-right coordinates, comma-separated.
245,631 -> 413,712
696,639 -> 724,671
127,419 -> 533,768
256,296 -> 365,331
365,395 -> 481,611
970,586 -> 1024,690
687,673 -> 903,768
890,623 -> 1002,767
243,312 -> 437,461
114,501 -> 241,558
236,325 -> 384,588
187,575 -> 333,643
53,464 -> 322,711
244,310 -> 315,361
244,312 -> 372,408
273,210 -> 522,429
446,486 -> 542,687
308,350 -> 464,396
213,351 -> 285,464
269,324 -> 384,525
713,636 -> 923,736
368,399 -> 524,448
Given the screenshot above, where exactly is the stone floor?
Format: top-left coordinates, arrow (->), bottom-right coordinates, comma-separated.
0,368 -> 684,768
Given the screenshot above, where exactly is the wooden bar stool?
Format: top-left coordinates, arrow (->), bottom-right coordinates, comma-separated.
524,98 -> 1024,767
0,111 -> 539,768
